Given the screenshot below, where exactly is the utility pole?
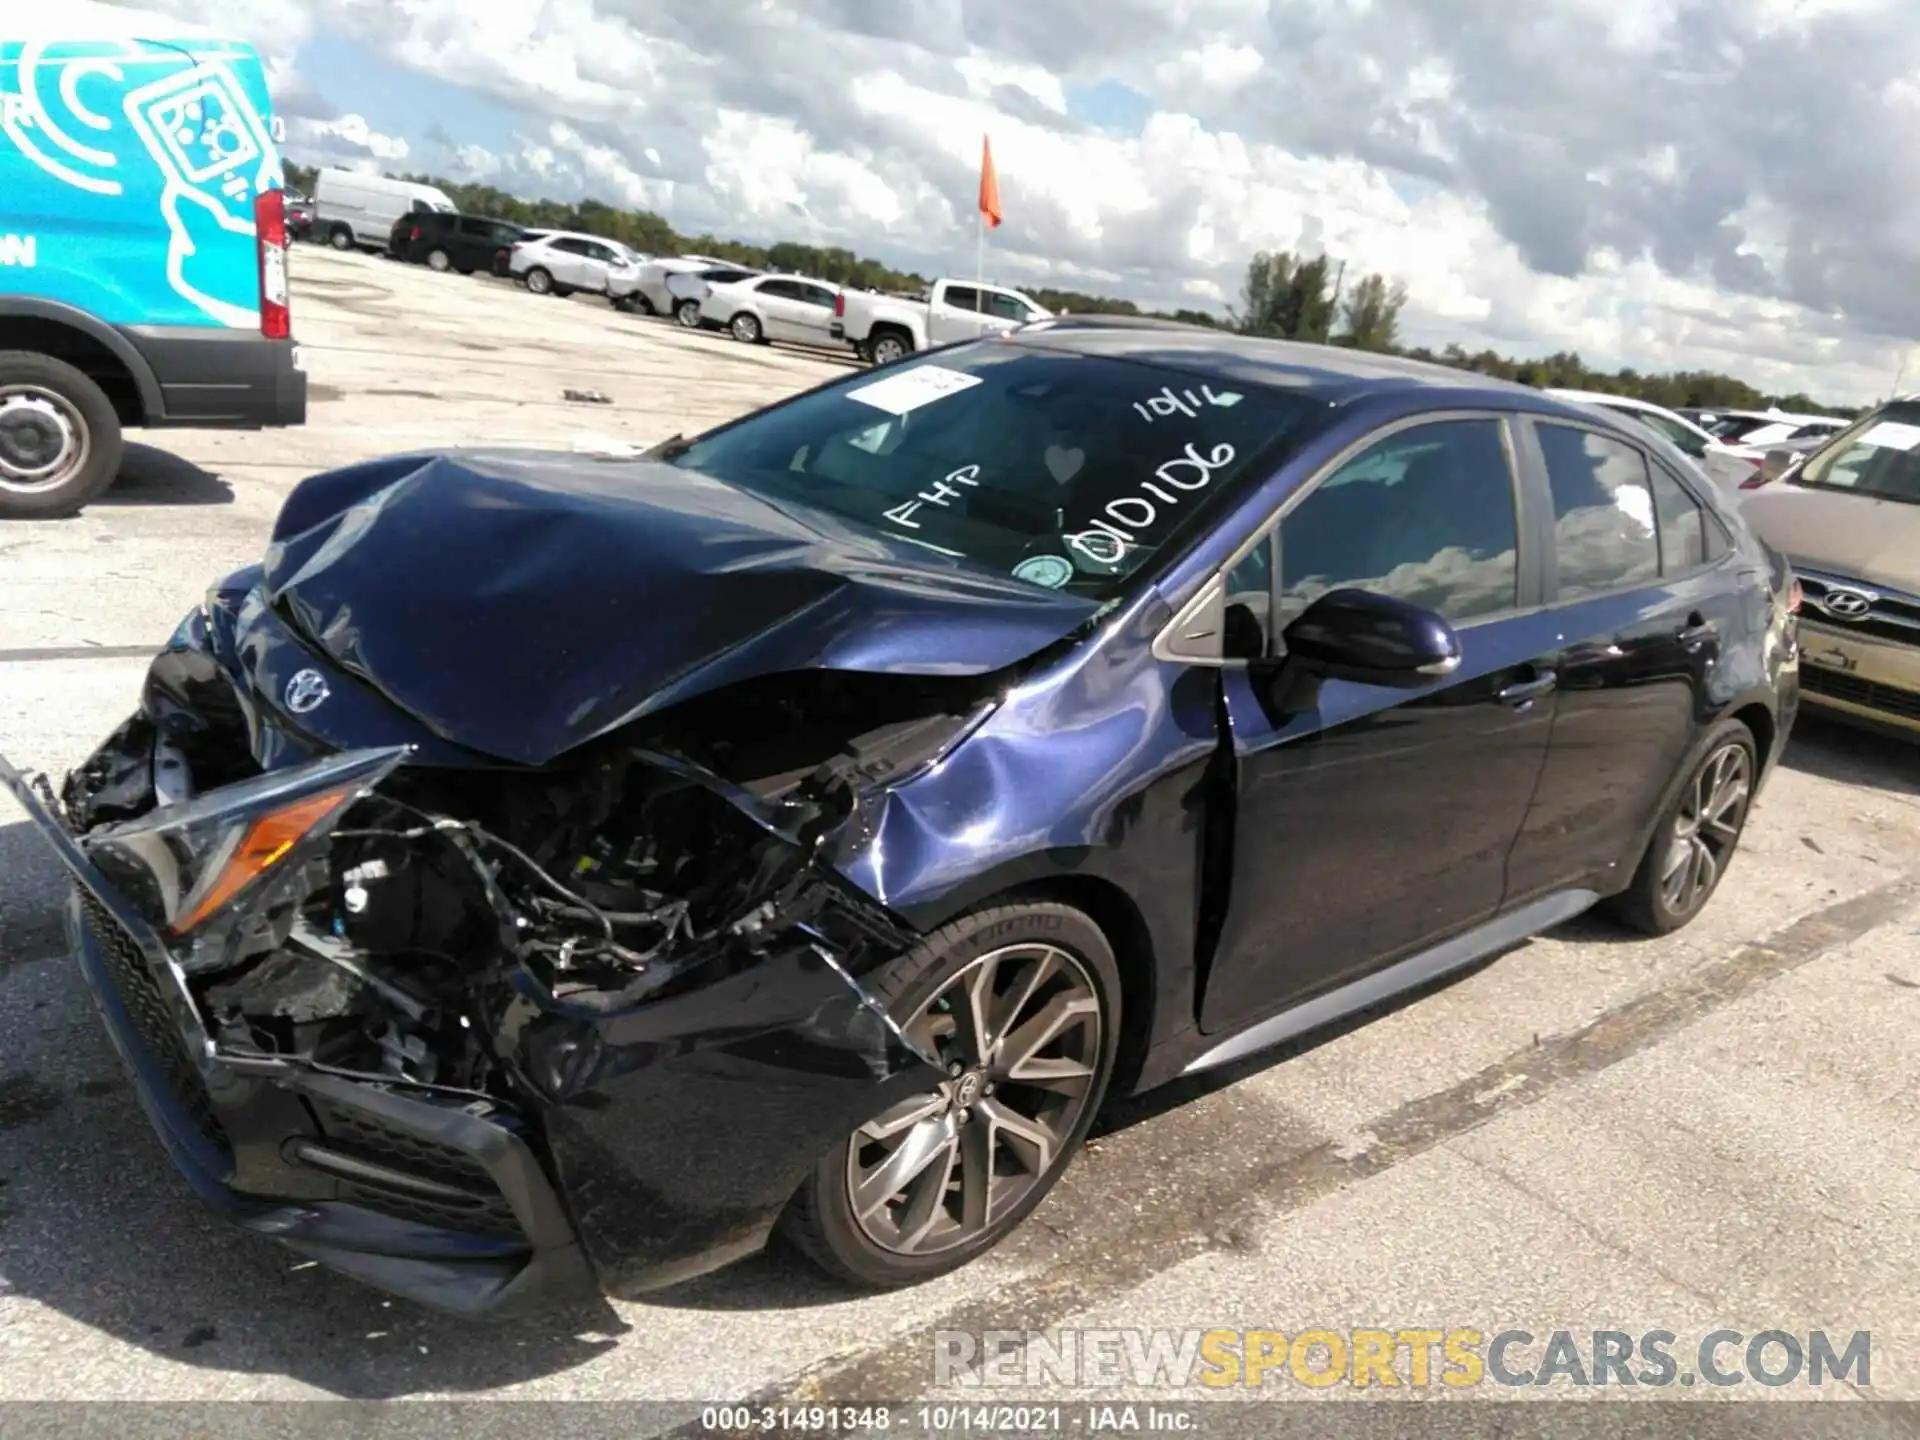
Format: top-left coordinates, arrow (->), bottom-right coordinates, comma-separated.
1325,259 -> 1347,342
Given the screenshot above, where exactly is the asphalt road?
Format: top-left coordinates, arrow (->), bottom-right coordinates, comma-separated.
3,247 -> 1919,1421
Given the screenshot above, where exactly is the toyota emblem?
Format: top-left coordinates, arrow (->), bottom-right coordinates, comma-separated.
284,668 -> 331,714
1819,587 -> 1874,621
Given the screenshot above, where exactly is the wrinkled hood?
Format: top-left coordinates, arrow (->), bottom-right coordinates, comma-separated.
257,450 -> 1097,766
1740,482 -> 1920,595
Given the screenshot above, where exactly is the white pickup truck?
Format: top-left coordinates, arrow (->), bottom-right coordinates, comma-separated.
832,278 -> 1051,364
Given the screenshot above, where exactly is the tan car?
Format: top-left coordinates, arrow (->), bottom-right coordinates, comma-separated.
1740,400 -> 1920,737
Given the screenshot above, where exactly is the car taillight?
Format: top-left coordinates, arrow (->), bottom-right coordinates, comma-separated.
255,187 -> 290,340
409,224 -> 421,241
833,292 -> 845,317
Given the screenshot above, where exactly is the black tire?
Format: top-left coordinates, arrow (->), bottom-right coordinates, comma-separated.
729,311 -> 763,344
0,351 -> 124,518
869,328 -> 912,365
1605,718 -> 1759,936
426,248 -> 452,272
675,298 -> 703,329
632,294 -> 657,317
456,265 -> 474,277
778,901 -> 1121,1289
524,266 -> 553,296
328,224 -> 355,251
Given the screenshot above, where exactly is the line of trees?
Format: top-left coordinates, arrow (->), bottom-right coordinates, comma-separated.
1231,247 -> 1856,417
286,158 -> 1858,416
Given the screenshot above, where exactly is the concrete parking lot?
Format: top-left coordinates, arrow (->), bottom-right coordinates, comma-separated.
3,244 -> 1920,1418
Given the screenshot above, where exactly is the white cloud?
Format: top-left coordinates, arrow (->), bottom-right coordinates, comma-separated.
185,0 -> 1920,401
288,113 -> 409,169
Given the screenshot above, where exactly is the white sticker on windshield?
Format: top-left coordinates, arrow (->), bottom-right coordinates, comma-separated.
1857,421 -> 1920,452
1013,555 -> 1074,589
846,365 -> 983,416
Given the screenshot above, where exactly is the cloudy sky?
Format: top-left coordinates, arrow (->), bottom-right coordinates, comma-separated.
131,0 -> 1918,402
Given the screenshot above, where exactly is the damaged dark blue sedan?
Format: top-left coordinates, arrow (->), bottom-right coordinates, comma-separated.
0,319 -> 1802,1315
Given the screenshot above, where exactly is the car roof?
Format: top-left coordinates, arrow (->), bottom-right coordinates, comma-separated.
1545,388 -> 1672,414
1007,318 -> 1547,406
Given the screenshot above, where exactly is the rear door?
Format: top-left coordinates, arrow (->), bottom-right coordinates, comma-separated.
1503,417 -> 1739,903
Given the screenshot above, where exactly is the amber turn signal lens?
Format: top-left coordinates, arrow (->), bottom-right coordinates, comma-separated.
170,785 -> 359,935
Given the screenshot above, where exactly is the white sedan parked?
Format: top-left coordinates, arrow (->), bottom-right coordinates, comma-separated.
697,274 -> 844,347
509,231 -> 645,300
1545,389 -> 1756,489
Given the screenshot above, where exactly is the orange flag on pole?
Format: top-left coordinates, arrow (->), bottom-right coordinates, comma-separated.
979,135 -> 1003,228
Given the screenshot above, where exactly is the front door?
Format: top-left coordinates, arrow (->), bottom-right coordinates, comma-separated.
1199,415 -> 1559,1032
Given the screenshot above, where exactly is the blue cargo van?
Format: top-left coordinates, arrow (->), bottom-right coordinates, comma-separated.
0,1 -> 306,516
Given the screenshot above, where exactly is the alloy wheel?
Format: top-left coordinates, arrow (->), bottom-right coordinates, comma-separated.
427,249 -> 450,271
0,386 -> 88,494
676,301 -> 701,328
845,942 -> 1102,1256
872,336 -> 907,364
1660,741 -> 1752,915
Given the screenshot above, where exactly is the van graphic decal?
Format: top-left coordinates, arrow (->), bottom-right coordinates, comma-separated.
1,34 -> 283,329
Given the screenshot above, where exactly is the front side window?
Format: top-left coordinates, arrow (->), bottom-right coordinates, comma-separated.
668,346 -> 1320,599
1538,424 -> 1660,600
1271,418 -> 1520,630
1793,402 -> 1920,503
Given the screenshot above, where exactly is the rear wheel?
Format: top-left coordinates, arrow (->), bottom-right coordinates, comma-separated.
426,248 -> 451,272
779,902 -> 1120,1288
328,224 -> 355,251
730,312 -> 763,344
524,266 -> 553,295
1606,719 -> 1757,935
0,351 -> 123,518
869,330 -> 911,365
675,299 -> 703,329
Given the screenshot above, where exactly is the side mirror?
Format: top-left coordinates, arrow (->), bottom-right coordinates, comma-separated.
1762,448 -> 1798,482
1280,588 -> 1462,689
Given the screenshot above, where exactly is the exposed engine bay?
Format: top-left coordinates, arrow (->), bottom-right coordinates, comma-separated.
56,663 -> 995,1109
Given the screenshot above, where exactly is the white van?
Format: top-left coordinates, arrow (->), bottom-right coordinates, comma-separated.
312,169 -> 455,252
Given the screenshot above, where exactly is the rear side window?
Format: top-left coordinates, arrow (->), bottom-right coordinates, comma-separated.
944,285 -> 982,311
1538,424 -> 1659,600
1649,465 -> 1707,573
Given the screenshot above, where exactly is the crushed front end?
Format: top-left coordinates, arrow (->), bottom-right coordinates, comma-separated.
1,618 -> 956,1316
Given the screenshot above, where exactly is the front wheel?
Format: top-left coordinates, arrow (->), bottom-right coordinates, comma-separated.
1606,719 -> 1758,935
0,351 -> 124,518
779,902 -> 1120,1288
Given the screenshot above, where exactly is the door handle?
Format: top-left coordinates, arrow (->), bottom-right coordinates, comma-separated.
1677,616 -> 1718,649
1497,670 -> 1557,706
